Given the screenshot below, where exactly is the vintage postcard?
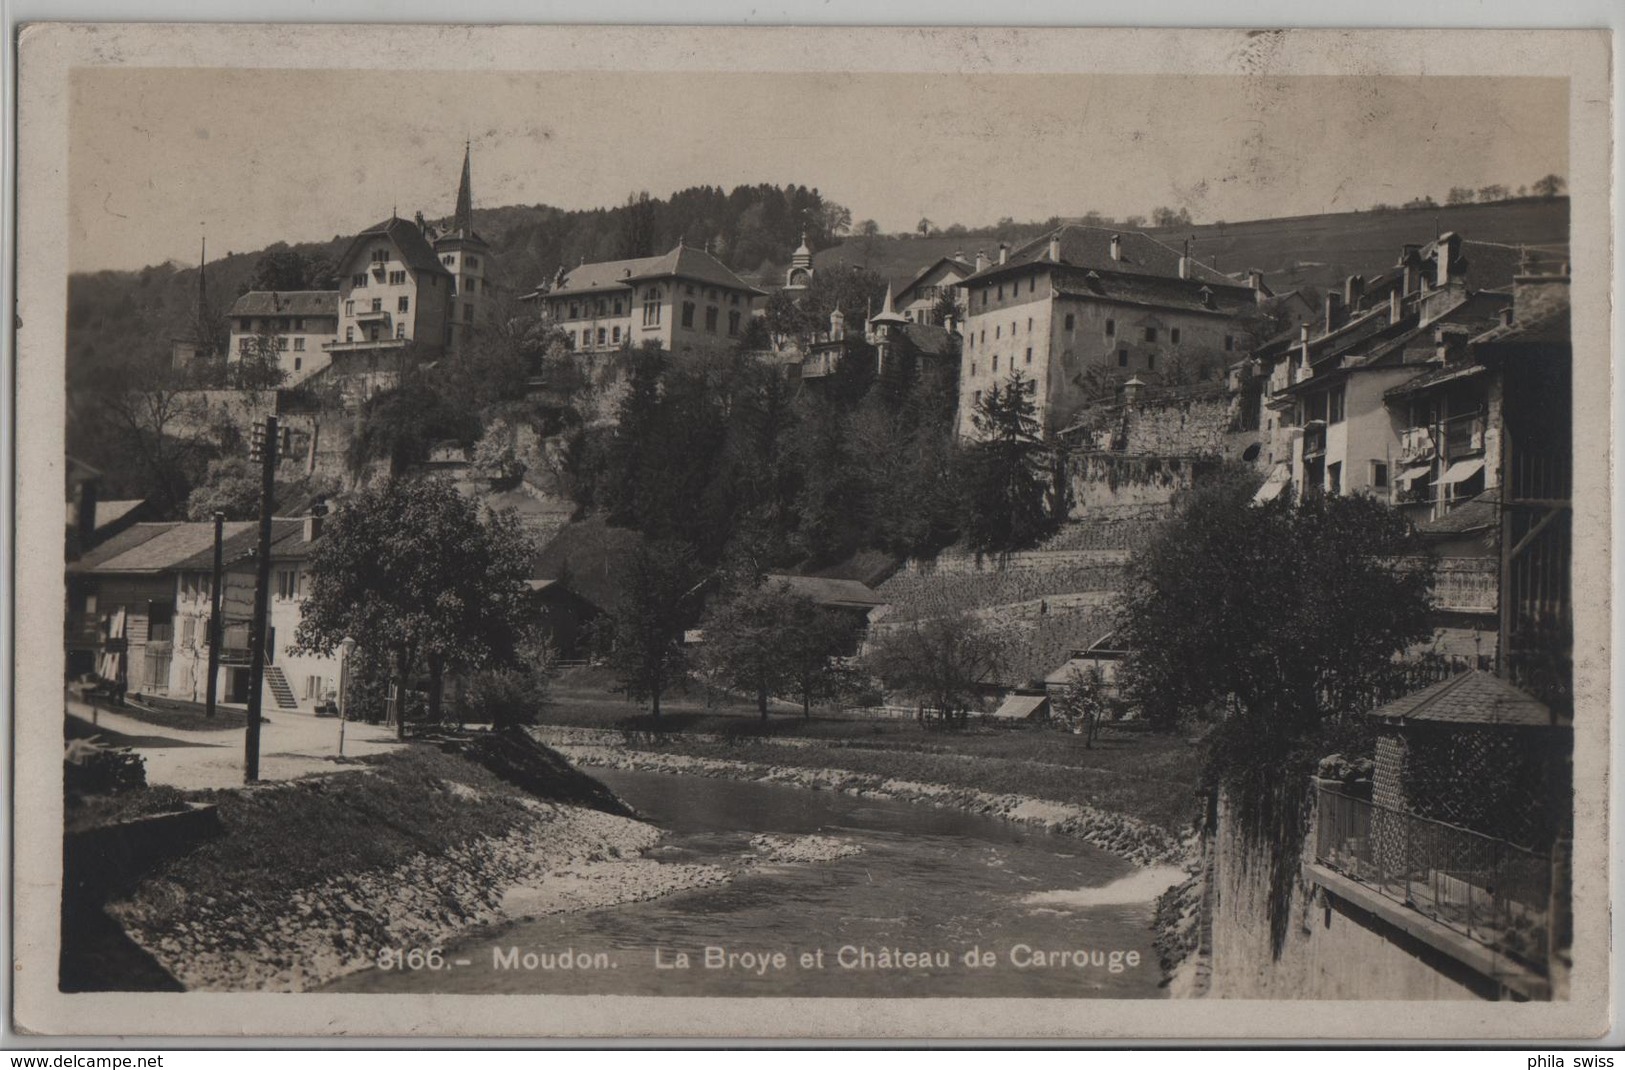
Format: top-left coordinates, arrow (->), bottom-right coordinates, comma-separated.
9,23 -> 1614,1041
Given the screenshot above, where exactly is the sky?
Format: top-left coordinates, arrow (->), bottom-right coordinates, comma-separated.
68,68 -> 1568,273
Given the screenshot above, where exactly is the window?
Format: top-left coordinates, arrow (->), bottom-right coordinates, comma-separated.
294,356 -> 302,371
368,325 -> 381,341
1224,335 -> 1235,352
1105,318 -> 1116,336
1171,328 -> 1181,344
1328,462 -> 1343,496
997,285 -> 1004,300
352,273 -> 367,288
465,303 -> 475,323
1329,386 -> 1346,424
614,299 -> 623,315
973,390 -> 982,406
597,327 -> 607,345
1147,353 -> 1156,371
570,303 -> 580,320
1025,347 -> 1033,365
995,325 -> 1001,339
979,330 -> 985,345
643,288 -> 662,326
970,363 -> 977,376
294,338 -> 305,352
449,278 -> 457,296
612,326 -> 622,344
181,616 -> 196,645
705,307 -> 719,332
346,327 -> 354,342
277,337 -> 289,350
276,569 -> 298,601
1118,349 -> 1128,367
1372,461 -> 1389,489
293,318 -> 304,331
981,290 -> 988,308
398,296 -> 410,313
389,271 -> 406,285
1144,326 -> 1157,342
371,298 -> 382,313
371,248 -> 389,264
728,310 -> 741,336
567,330 -> 576,348
442,255 -> 454,266
1027,317 -> 1033,332
395,324 -> 406,339
1029,278 -> 1036,294
467,256 -> 479,269
730,294 -> 740,306
993,355 -> 1000,372
681,302 -> 695,328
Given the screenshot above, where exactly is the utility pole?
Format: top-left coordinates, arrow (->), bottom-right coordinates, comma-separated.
245,416 -> 278,783
204,511 -> 224,718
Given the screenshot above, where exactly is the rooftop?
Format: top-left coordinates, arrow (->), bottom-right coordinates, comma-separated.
765,574 -> 887,610
1366,669 -> 1554,728
965,224 -> 1239,288
340,216 -> 451,278
228,290 -> 341,319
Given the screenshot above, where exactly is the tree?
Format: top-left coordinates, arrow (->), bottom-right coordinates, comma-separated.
246,246 -> 336,293
1532,173 -> 1566,199
1115,473 -> 1434,954
1122,214 -> 1147,229
1150,206 -> 1192,228
696,581 -> 808,721
99,355 -> 221,517
916,217 -> 935,237
818,201 -> 853,243
292,476 -> 537,738
602,538 -> 701,719
864,614 -> 1003,729
959,372 -> 1060,552
233,330 -> 289,391
1446,186 -> 1476,206
183,456 -> 261,521
1477,184 -> 1509,203
1053,665 -> 1111,747
856,219 -> 881,238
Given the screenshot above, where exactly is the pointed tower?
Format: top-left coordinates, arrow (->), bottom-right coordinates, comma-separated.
434,141 -> 492,355
868,282 -> 908,373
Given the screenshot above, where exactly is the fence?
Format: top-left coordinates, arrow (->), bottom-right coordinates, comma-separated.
1314,786 -> 1552,971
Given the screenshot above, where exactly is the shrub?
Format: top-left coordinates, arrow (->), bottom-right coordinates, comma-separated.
64,738 -> 147,798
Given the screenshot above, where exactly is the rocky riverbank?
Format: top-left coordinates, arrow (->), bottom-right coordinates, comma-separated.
532,725 -> 1190,868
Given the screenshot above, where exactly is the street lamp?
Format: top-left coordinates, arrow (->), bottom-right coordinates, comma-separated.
338,636 -> 356,756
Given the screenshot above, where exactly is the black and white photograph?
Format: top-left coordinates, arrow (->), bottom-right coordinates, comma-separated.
8,22 -> 1614,1041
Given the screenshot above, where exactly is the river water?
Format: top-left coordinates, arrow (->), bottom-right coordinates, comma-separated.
327,767 -> 1177,998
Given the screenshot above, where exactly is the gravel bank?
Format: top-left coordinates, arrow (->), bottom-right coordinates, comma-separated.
533,726 -> 1189,868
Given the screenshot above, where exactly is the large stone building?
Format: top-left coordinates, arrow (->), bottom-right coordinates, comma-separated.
956,225 -> 1264,439
520,243 -> 764,355
226,291 -> 340,385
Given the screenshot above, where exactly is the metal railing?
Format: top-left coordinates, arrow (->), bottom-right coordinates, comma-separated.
1314,786 -> 1552,972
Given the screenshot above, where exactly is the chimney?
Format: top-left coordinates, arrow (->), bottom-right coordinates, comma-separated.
1122,376 -> 1145,404
1324,291 -> 1342,333
954,249 -> 964,263
75,478 -> 98,546
1110,234 -> 1123,262
303,514 -> 323,542
830,307 -> 845,340
1247,268 -> 1264,292
944,314 -> 956,335
1435,232 -> 1461,289
998,242 -> 1009,265
1389,287 -> 1404,325
1178,239 -> 1191,280
975,250 -> 989,273
1401,244 -> 1422,294
1344,274 -> 1364,310
1047,235 -> 1063,263
1499,306 -> 1515,327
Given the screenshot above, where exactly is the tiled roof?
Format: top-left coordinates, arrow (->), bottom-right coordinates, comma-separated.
1469,305 -> 1570,350
228,291 -> 341,318
72,521 -> 258,574
340,217 -> 451,278
1053,271 -> 1256,317
897,256 -> 974,301
766,574 -> 887,609
967,225 -> 1237,287
624,244 -> 766,295
1367,669 -> 1553,727
1416,490 -> 1500,536
898,322 -> 959,358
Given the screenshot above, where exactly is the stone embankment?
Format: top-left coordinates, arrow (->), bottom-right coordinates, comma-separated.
532,726 -> 1188,869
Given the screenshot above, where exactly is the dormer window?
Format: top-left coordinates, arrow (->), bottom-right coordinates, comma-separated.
1199,286 -> 1215,310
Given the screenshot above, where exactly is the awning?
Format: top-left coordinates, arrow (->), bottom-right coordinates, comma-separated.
989,693 -> 1049,721
1252,464 -> 1291,504
1397,464 -> 1433,486
1435,458 -> 1486,485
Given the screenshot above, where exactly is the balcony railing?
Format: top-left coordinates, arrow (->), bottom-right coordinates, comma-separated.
1399,426 -> 1436,462
1314,786 -> 1552,973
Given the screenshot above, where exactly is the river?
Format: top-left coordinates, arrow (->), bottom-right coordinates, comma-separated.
325,767 -> 1179,998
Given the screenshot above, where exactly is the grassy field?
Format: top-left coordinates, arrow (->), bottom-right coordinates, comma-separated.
541,673 -> 1207,834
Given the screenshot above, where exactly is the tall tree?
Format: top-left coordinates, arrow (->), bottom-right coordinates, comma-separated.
602,538 -> 701,719
959,372 -> 1059,552
864,614 -> 1004,729
695,581 -> 809,721
292,477 -> 536,737
1115,472 -> 1434,954
1531,173 -> 1566,198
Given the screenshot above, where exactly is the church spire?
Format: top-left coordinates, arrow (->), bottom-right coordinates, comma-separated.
453,141 -> 474,235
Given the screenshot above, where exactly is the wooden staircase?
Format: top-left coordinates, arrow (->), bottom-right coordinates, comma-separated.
263,666 -> 299,710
